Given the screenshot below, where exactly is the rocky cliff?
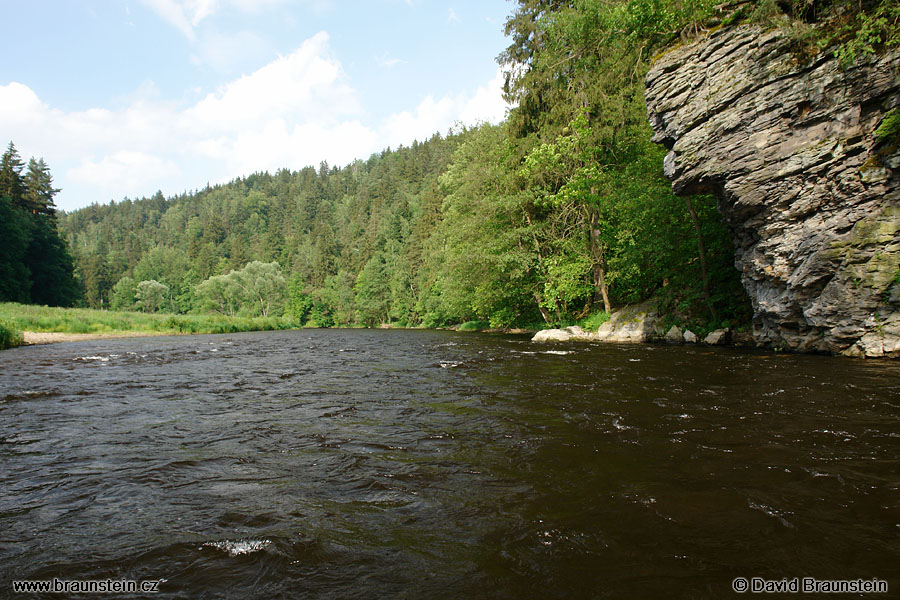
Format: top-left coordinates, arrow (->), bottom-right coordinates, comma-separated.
645,25 -> 900,357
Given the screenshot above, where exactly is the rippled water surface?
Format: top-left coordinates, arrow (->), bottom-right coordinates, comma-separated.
1,329 -> 898,598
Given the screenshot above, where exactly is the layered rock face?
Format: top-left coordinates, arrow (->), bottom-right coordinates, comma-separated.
645,25 -> 900,357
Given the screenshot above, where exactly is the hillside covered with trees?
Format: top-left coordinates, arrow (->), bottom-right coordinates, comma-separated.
18,0 -> 896,332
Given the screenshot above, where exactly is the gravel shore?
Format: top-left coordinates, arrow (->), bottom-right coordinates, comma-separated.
23,331 -> 168,345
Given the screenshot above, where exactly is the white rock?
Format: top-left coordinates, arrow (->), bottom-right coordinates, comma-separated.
664,325 -> 683,343
532,329 -> 572,342
703,329 -> 731,345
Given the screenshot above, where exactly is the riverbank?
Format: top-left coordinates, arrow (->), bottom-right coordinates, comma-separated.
2,300 -> 733,352
0,302 -> 302,350
530,300 -> 755,349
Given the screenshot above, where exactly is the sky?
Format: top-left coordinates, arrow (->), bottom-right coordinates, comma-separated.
1,1 -> 514,212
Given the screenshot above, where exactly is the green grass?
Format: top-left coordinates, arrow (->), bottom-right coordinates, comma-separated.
0,303 -> 300,338
0,319 -> 24,350
577,310 -> 610,331
457,320 -> 491,331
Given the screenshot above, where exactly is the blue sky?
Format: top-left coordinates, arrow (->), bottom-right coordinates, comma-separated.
2,1 -> 513,212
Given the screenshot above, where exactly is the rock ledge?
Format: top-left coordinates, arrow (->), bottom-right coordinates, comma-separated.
645,25 -> 900,357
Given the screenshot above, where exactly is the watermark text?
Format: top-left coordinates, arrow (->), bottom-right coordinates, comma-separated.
13,578 -> 163,594
732,577 -> 888,594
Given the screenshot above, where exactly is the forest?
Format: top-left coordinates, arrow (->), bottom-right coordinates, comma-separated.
4,0 -> 896,333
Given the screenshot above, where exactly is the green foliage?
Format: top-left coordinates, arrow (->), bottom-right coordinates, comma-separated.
0,142 -> 26,203
0,197 -> 32,303
354,252 -> 391,326
458,320 -> 491,331
195,271 -> 243,316
284,275 -> 313,324
823,0 -> 900,66
25,218 -> 81,307
233,261 -> 287,317
135,279 -> 170,313
194,261 -> 286,317
110,276 -> 137,311
431,123 -> 545,327
0,320 -> 24,350
578,310 -> 610,330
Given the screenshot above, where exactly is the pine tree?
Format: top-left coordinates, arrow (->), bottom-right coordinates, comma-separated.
0,141 -> 81,306
0,142 -> 26,205
23,157 -> 59,217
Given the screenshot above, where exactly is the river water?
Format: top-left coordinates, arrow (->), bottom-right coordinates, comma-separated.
1,329 -> 898,598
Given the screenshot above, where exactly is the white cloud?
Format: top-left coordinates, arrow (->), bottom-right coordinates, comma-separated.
458,68 -> 509,125
139,0 -> 199,39
140,0 -> 301,38
183,31 -> 361,143
382,95 -> 456,149
0,82 -> 46,128
229,0 -> 298,12
189,0 -> 218,25
380,67 -> 510,148
0,36 -> 510,211
375,54 -> 405,68
194,29 -> 273,74
448,7 -> 460,23
69,152 -> 181,197
220,119 -> 377,175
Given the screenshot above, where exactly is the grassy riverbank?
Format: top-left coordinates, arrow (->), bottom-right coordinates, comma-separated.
0,302 -> 300,348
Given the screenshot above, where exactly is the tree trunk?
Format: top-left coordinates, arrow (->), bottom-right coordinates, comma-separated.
684,196 -> 717,322
588,204 -> 611,313
534,294 -> 552,323
524,211 -> 558,321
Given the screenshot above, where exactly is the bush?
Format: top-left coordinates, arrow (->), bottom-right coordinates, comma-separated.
0,320 -> 24,350
458,320 -> 490,331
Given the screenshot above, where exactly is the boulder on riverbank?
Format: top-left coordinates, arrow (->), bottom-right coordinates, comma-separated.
594,301 -> 665,343
665,325 -> 683,343
531,301 -> 666,343
530,303 -> 756,350
531,325 -> 594,342
703,329 -> 732,346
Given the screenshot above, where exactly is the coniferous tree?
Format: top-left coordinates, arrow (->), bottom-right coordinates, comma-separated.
25,217 -> 81,307
0,197 -> 33,302
23,158 -> 59,217
0,142 -> 26,206
0,141 -> 81,306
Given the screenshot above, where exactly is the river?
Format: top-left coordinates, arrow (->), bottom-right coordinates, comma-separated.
1,329 -> 898,598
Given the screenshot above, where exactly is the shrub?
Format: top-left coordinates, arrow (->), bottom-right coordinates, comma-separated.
0,320 -> 24,350
458,320 -> 490,331
578,310 -> 611,331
